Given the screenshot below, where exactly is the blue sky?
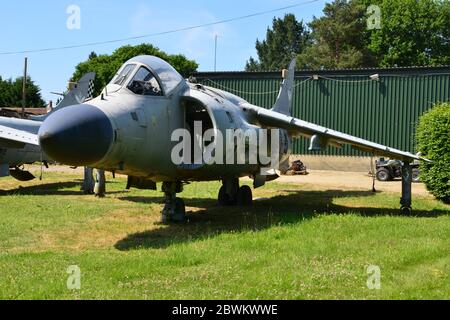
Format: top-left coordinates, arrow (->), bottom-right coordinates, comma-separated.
0,0 -> 325,102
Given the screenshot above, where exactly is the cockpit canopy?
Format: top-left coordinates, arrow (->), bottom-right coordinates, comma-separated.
109,55 -> 184,95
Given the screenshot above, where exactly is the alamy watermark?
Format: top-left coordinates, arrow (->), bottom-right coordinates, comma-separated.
367,5 -> 381,30
366,265 -> 381,290
66,5 -> 81,30
170,122 -> 284,175
67,265 -> 81,290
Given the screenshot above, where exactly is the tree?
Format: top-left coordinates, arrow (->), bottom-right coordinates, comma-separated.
88,51 -> 98,60
298,0 -> 375,69
71,44 -> 198,96
0,76 -> 45,108
360,0 -> 450,67
245,14 -> 310,71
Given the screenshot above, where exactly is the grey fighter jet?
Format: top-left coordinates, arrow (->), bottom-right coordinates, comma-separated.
34,56 -> 424,222
0,72 -> 95,181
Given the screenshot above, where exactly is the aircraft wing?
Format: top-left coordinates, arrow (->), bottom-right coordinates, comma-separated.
253,107 -> 427,162
0,124 -> 39,146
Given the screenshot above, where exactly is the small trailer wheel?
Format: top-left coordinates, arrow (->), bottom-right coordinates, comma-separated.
400,206 -> 412,216
376,168 -> 391,181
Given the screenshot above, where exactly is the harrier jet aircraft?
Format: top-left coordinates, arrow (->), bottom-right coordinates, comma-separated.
0,72 -> 95,181
31,55 -> 423,222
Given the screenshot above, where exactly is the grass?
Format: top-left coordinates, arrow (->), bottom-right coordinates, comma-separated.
0,171 -> 448,299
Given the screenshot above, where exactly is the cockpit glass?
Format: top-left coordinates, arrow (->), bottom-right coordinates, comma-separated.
127,67 -> 163,96
151,62 -> 183,94
113,64 -> 136,86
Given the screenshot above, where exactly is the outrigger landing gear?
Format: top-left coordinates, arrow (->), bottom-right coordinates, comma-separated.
400,162 -> 412,215
218,178 -> 253,206
94,169 -> 106,198
81,167 -> 95,194
161,181 -> 185,223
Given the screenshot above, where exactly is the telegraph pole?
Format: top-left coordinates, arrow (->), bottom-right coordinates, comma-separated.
214,34 -> 218,72
22,57 -> 28,118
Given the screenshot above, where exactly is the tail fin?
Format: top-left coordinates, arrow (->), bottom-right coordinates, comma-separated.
31,72 -> 96,121
271,59 -> 296,116
55,72 -> 96,110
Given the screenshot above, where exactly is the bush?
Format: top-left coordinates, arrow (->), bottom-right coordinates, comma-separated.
416,102 -> 450,203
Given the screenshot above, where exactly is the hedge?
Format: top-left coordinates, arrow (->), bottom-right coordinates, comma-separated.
416,102 -> 450,203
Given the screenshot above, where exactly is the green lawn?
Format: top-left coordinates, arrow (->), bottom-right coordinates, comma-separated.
0,172 -> 448,299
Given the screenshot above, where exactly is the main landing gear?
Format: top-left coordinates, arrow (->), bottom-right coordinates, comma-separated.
160,178 -> 253,224
218,178 -> 253,206
161,181 -> 185,223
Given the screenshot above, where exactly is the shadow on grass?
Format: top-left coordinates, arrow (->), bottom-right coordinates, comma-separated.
115,189 -> 449,251
0,181 -> 125,196
0,181 -> 82,196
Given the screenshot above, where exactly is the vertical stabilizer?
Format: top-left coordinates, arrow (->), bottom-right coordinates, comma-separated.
31,72 -> 95,121
271,59 -> 296,116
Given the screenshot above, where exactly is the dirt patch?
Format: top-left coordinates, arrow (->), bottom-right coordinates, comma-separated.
35,208 -> 161,252
277,170 -> 430,196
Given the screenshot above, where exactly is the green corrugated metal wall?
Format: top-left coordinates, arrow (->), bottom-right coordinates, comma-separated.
195,67 -> 450,156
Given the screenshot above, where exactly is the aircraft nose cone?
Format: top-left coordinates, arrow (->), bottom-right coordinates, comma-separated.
39,104 -> 113,166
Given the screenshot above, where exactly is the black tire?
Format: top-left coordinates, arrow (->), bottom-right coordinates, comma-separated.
400,206 -> 412,216
237,185 -> 253,206
412,168 -> 420,183
218,186 -> 230,206
376,168 -> 391,181
172,198 -> 186,222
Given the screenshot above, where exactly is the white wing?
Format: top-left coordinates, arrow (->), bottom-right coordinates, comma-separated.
0,124 -> 39,146
253,107 -> 428,162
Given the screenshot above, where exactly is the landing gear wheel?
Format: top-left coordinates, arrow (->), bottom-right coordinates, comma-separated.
218,178 -> 240,206
237,185 -> 253,206
400,206 -> 412,216
218,186 -> 236,206
172,198 -> 186,222
218,186 -> 230,206
162,198 -> 186,223
412,169 -> 420,183
376,168 -> 391,181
